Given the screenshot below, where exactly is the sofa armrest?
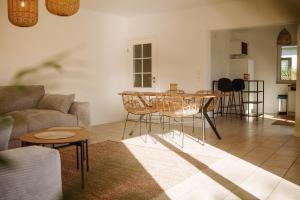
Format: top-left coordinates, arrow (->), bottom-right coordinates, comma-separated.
0,146 -> 62,200
69,101 -> 90,129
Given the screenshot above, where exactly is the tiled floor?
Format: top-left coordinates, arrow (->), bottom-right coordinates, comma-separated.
90,116 -> 300,200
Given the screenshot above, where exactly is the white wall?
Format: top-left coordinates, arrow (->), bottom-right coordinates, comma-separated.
211,25 -> 297,114
211,31 -> 231,81
127,0 -> 298,93
0,1 -> 129,125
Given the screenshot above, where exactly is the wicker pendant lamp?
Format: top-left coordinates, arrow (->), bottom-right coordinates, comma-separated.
277,28 -> 292,45
8,0 -> 38,27
46,0 -> 80,16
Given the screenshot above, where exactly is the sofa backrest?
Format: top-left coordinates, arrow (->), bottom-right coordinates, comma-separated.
0,85 -> 45,115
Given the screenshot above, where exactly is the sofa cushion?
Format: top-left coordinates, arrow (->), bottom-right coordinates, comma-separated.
4,109 -> 78,140
37,94 -> 75,114
0,117 -> 14,151
0,85 -> 45,115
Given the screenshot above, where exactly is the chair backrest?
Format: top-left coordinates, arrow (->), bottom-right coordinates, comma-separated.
196,90 -> 213,95
217,78 -> 233,92
161,95 -> 200,117
196,90 -> 222,112
195,90 -> 212,110
232,79 -> 245,91
208,91 -> 223,111
122,92 -> 150,115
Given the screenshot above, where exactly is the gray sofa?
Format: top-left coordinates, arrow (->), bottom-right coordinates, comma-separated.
0,146 -> 62,200
0,85 -> 90,147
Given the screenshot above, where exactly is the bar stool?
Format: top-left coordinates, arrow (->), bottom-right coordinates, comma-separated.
217,78 -> 234,116
232,79 -> 245,119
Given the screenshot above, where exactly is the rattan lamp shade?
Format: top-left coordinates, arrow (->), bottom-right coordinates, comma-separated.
277,28 -> 292,45
46,0 -> 80,16
8,0 -> 38,27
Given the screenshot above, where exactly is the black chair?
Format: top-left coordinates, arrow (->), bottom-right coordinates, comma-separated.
217,78 -> 234,116
232,79 -> 245,119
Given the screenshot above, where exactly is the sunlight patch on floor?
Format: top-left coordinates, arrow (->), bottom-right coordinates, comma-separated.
122,134 -> 239,199
264,114 -> 295,124
122,131 -> 300,199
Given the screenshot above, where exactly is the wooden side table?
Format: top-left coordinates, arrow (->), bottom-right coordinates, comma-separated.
19,128 -> 91,189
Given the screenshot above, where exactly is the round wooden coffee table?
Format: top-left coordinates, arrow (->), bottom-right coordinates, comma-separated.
19,128 -> 91,189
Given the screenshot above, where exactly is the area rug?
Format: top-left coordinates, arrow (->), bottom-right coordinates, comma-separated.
272,115 -> 295,127
59,140 -> 166,200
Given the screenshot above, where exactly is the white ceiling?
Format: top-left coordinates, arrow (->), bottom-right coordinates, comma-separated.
81,0 -> 227,16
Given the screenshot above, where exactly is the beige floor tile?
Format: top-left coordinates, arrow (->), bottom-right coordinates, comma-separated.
231,168 -> 281,199
87,117 -> 300,199
268,179 -> 300,200
284,163 -> 300,185
262,154 -> 297,169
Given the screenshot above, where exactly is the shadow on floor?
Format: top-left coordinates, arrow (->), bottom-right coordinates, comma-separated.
151,134 -> 260,199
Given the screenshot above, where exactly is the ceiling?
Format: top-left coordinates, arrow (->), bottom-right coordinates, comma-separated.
81,0 -> 228,16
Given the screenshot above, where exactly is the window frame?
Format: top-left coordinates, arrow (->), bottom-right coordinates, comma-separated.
276,44 -> 297,84
132,43 -> 153,88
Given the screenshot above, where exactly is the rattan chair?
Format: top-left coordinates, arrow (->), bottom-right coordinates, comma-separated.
160,94 -> 200,147
122,92 -> 156,139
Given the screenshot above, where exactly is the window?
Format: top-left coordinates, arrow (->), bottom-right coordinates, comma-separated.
277,45 -> 297,84
133,43 -> 152,88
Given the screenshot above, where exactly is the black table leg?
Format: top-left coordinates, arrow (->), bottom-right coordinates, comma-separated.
86,140 -> 89,172
80,141 -> 85,189
82,142 -> 86,161
76,145 -> 79,170
203,98 -> 222,140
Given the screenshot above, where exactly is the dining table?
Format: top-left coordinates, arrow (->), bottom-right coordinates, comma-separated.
119,91 -> 222,140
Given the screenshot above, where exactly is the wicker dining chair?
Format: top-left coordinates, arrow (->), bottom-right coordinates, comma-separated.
121,92 -> 156,139
160,94 -> 200,147
162,90 -> 185,129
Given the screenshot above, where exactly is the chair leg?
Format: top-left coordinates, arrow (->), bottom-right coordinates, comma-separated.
238,92 -> 242,120
146,114 -> 151,142
149,113 -> 152,132
181,117 -> 184,148
139,115 -> 142,136
160,115 -> 165,138
122,113 -> 129,139
220,94 -> 224,116
241,91 -> 245,117
162,116 -> 165,130
202,110 -> 206,145
172,118 -> 175,138
233,92 -> 238,116
217,97 -> 221,117
145,115 -> 148,129
192,115 -> 195,133
226,95 -> 231,116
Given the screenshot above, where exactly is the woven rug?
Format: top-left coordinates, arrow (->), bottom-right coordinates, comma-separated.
60,140 -> 167,200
